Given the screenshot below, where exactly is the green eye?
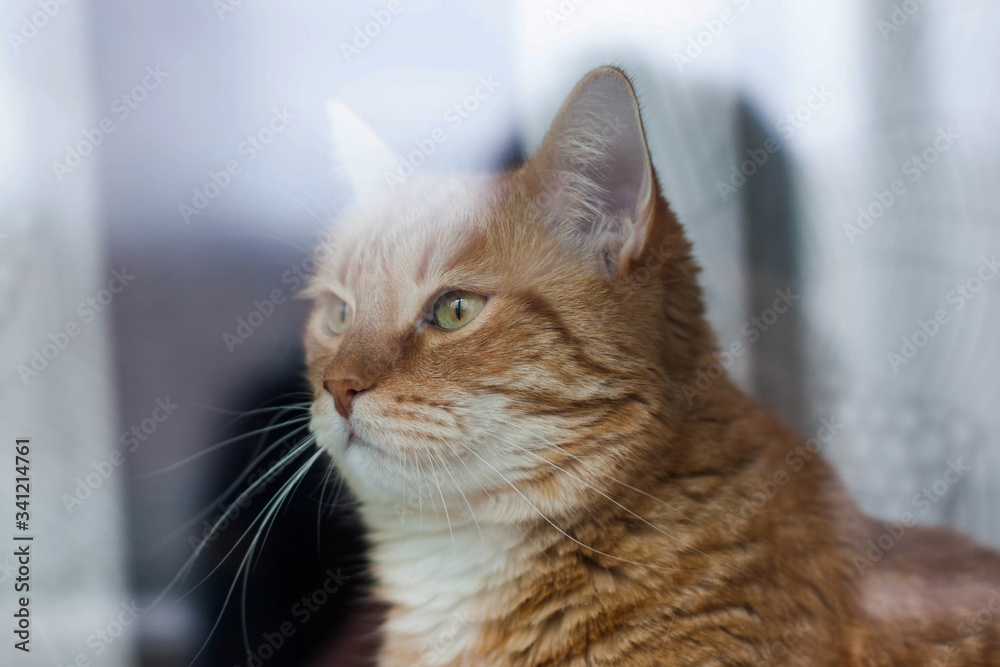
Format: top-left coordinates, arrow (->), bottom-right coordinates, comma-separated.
324,295 -> 354,335
432,291 -> 486,330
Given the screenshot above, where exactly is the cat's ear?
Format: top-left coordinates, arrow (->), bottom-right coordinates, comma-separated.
326,100 -> 399,206
531,67 -> 657,274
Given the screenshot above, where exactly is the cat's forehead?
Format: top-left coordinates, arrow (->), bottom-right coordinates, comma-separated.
314,176 -> 500,298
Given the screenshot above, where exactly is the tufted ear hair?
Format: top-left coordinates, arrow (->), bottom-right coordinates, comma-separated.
530,66 -> 657,274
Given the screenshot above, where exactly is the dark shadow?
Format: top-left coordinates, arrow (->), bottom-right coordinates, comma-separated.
736,100 -> 807,434
192,364 -> 370,667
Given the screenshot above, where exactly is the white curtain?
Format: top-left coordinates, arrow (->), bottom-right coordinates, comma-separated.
0,1 -> 132,665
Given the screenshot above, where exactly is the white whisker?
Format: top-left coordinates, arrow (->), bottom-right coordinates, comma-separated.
495,416 -> 692,521
316,460 -> 337,555
428,451 -> 457,555
137,416 -> 312,478
456,442 -> 697,572
147,437 -> 316,612
492,419 -> 766,584
185,449 -> 325,667
434,449 -> 487,549
151,426 -> 312,552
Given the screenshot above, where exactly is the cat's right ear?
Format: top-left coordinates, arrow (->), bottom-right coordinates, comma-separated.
530,66 -> 661,275
326,100 -> 399,206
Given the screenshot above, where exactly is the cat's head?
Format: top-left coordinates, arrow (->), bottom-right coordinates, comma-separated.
305,67 -> 711,525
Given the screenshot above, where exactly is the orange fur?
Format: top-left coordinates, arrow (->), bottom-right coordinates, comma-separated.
305,68 -> 1000,666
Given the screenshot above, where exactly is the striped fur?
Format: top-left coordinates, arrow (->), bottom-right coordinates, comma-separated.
305,68 -> 1000,665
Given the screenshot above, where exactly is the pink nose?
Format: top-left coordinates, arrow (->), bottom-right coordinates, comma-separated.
323,376 -> 373,420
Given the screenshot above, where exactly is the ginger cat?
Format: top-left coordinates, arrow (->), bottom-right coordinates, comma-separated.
304,67 -> 1000,665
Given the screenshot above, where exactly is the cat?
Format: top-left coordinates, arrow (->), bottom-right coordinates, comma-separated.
304,67 -> 1000,666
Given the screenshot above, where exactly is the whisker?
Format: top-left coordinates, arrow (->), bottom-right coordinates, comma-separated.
240,473 -> 300,654
188,400 -> 310,423
452,446 -> 497,506
327,472 -> 350,509
242,449 -> 325,653
185,400 -> 310,474
253,448 -> 318,571
150,424 -> 312,552
415,458 -> 435,530
184,449 -> 325,667
456,442 -> 697,572
416,457 -> 424,535
242,175 -> 335,228
179,443 -> 317,594
427,453 -> 457,555
494,417 -> 692,521
400,451 -> 408,527
147,437 -> 316,611
316,460 -> 337,556
493,418 -> 768,585
433,449 -> 486,549
659,608 -> 677,650
136,415 -> 312,479
188,400 -> 311,423
216,231 -> 313,257
246,404 -> 312,462
451,446 -> 535,544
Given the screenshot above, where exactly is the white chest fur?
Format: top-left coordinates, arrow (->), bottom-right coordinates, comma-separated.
363,510 -> 524,666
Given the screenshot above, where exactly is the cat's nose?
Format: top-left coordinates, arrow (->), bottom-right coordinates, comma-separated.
323,377 -> 373,420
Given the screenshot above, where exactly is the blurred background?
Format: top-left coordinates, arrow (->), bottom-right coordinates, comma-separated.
1,0 -> 998,665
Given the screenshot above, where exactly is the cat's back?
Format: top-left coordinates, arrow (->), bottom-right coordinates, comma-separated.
856,521 -> 1000,665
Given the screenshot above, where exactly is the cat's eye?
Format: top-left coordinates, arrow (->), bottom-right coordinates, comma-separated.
324,295 -> 354,335
432,291 -> 486,330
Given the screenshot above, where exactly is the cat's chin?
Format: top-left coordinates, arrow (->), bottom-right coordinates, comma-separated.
312,418 -> 398,464
344,432 -> 394,458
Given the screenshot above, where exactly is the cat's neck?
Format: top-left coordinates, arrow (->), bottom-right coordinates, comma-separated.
360,504 -> 531,665
357,377 -> 769,665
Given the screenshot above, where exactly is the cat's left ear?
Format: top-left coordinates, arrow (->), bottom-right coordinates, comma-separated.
531,66 -> 657,273
326,100 -> 399,206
